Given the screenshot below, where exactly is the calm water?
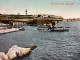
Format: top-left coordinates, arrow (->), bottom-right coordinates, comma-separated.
0,21 -> 80,60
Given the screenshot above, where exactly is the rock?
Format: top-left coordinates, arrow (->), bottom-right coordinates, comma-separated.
17,48 -> 31,57
7,45 -> 37,60
0,52 -> 8,60
25,45 -> 37,50
0,57 -> 2,60
6,45 -> 19,60
0,45 -> 37,60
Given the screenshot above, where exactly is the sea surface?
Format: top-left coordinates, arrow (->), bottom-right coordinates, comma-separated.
0,21 -> 80,60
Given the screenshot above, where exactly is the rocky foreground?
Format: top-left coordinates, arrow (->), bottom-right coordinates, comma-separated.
0,45 -> 37,60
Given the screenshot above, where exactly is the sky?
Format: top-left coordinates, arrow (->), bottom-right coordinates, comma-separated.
0,0 -> 80,18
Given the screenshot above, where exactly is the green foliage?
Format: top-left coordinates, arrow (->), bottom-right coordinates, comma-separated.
9,21 -> 13,26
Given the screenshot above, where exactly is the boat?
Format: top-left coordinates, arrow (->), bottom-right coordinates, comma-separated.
19,27 -> 25,31
50,27 -> 69,32
37,25 -> 51,31
37,25 -> 69,32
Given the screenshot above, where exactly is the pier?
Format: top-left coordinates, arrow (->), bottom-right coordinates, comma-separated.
63,19 -> 80,22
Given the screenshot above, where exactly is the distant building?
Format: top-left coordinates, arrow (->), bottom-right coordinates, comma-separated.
42,14 -> 49,18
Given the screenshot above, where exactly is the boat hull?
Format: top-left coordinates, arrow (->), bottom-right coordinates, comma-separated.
50,29 -> 69,32
37,28 -> 69,32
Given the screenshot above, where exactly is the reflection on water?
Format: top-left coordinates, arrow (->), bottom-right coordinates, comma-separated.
0,21 -> 80,60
